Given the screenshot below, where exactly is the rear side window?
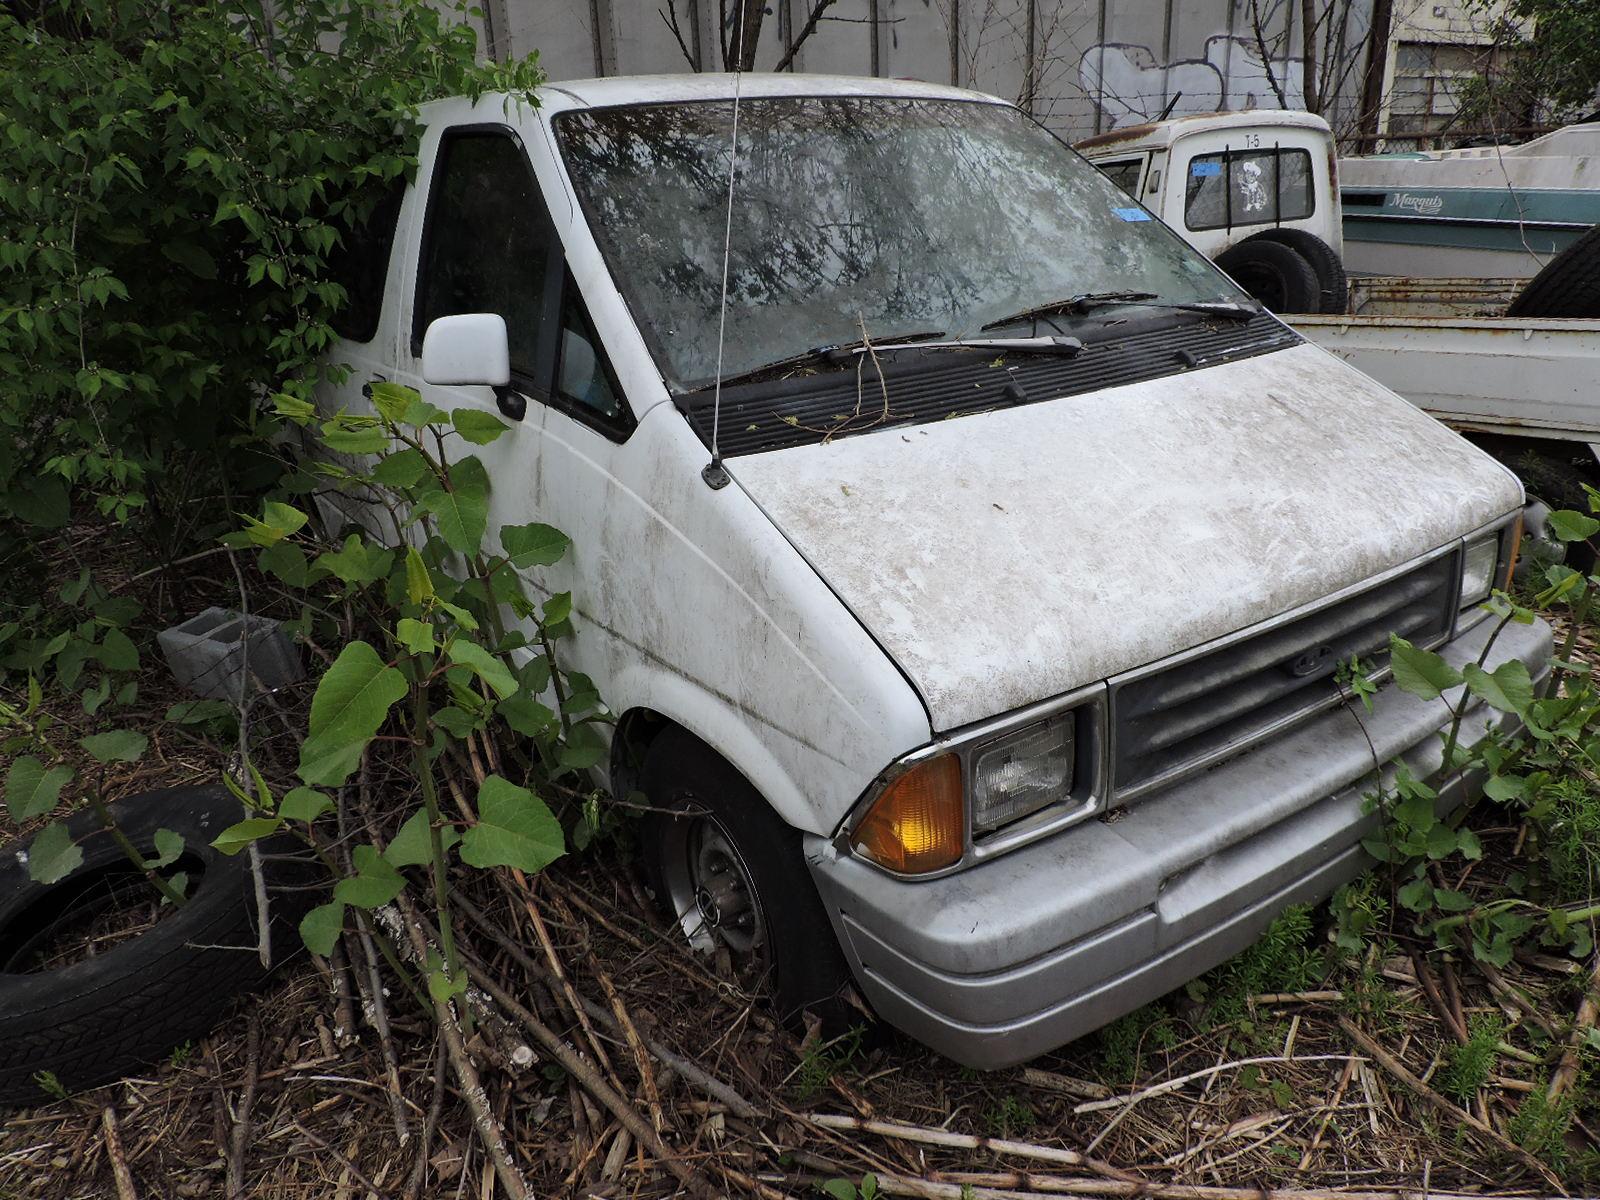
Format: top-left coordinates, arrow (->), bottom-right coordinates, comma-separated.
1095,158 -> 1143,198
328,178 -> 404,343
1184,148 -> 1313,231
414,133 -> 551,374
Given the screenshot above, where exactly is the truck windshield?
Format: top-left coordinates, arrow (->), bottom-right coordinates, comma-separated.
556,96 -> 1245,392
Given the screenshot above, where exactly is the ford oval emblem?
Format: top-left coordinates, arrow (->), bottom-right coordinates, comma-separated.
1284,645 -> 1335,678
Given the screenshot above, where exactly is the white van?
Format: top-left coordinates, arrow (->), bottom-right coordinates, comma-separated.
318,74 -> 1547,1069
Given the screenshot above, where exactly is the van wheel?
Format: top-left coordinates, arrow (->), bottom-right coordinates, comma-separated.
1214,238 -> 1322,314
639,729 -> 853,1026
1507,223 -> 1600,318
1243,229 -> 1348,314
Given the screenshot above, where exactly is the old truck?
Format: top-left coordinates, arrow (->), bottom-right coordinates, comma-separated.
1077,112 -> 1600,522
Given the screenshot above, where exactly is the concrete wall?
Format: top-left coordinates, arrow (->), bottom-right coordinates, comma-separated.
501,0 -> 1377,138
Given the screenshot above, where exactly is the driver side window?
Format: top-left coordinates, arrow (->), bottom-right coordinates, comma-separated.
414,131 -> 554,378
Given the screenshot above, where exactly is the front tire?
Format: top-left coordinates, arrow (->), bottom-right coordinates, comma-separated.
639,729 -> 853,1025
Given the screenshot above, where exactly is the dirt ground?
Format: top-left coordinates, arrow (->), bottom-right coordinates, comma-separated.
0,544 -> 1595,1199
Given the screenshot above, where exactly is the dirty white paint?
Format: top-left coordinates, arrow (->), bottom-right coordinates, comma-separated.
731,343 -> 1523,732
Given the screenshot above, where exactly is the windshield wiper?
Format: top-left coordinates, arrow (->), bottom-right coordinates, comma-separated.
698,330 -> 949,390
980,292 -> 1260,330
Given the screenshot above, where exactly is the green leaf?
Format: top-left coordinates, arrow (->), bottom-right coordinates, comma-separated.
500,522 -> 570,568
543,592 -> 573,625
399,395 -> 450,427
1482,773 -> 1526,803
458,776 -> 565,873
315,534 -> 394,585
1388,636 -> 1463,701
299,901 -> 346,956
1546,509 -> 1600,542
1425,823 -> 1461,860
165,699 -> 235,725
404,547 -> 434,604
258,541 -> 310,587
1434,888 -> 1474,912
433,705 -> 479,738
160,240 -> 218,279
822,1182 -> 858,1200
27,821 -> 81,885
279,787 -> 332,822
334,844 -> 405,908
385,808 -> 459,868
416,457 -> 489,556
6,756 -> 73,822
1464,659 -> 1533,715
96,628 -> 139,671
211,817 -> 282,855
447,638 -> 517,699
80,729 -> 148,763
8,477 -> 70,528
321,424 -> 389,455
451,407 -> 509,445
243,500 -> 308,547
396,617 -> 434,654
371,448 -> 428,488
557,722 -> 608,771
145,828 -> 184,869
297,641 -> 407,787
498,695 -> 556,737
1398,876 -> 1434,912
368,381 -> 421,424
1457,827 -> 1483,860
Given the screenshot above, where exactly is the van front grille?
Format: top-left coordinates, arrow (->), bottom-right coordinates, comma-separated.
1111,552 -> 1460,798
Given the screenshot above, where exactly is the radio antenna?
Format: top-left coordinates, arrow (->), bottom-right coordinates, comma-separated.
702,14 -> 745,491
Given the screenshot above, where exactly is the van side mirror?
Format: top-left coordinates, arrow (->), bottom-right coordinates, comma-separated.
421,313 -> 511,387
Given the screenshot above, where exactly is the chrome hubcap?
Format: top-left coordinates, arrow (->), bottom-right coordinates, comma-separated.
663,809 -> 765,958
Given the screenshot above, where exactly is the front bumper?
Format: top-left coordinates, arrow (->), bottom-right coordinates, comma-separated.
805,616 -> 1551,1069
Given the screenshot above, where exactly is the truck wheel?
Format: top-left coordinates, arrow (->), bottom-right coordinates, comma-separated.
0,786 -> 317,1107
639,729 -> 853,1026
1507,223 -> 1600,318
1214,238 -> 1322,314
1243,229 -> 1348,314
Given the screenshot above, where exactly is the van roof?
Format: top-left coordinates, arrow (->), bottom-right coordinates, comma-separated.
535,72 -> 1004,111
1075,109 -> 1333,155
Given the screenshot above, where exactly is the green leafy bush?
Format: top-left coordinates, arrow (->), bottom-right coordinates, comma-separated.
0,0 -> 540,548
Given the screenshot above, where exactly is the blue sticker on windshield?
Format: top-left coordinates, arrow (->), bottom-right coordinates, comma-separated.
1113,207 -> 1152,222
1190,161 -> 1223,177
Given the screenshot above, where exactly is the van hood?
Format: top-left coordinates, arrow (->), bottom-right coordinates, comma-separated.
729,343 -> 1522,732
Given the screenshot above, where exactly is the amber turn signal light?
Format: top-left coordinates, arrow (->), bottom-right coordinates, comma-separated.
850,754 -> 964,874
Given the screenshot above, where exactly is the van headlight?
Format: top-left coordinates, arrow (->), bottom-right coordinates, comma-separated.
971,718 -> 1074,834
1459,534 -> 1500,609
845,697 -> 1102,876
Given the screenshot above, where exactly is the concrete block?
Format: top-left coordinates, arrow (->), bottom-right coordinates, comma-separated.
157,607 -> 303,701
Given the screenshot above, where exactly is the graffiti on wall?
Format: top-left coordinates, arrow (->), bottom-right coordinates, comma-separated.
1079,35 -> 1307,128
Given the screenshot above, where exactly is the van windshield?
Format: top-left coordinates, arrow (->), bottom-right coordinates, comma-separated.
555,96 -> 1244,392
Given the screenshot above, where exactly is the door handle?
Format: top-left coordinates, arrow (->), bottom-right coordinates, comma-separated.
360,375 -> 388,399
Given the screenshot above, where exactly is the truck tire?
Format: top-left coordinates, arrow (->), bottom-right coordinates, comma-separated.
0,785 -> 317,1107
1243,229 -> 1348,314
1506,223 -> 1600,318
639,728 -> 854,1027
1214,238 -> 1323,314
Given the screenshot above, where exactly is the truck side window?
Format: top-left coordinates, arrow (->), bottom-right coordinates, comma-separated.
1184,148 -> 1313,231
328,178 -> 405,343
1095,158 -> 1142,198
555,280 -> 626,426
414,132 -> 550,375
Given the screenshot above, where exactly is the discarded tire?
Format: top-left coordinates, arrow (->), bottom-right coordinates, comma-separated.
1213,237 -> 1323,314
1243,229 -> 1349,314
0,785 -> 317,1107
1507,223 -> 1600,318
